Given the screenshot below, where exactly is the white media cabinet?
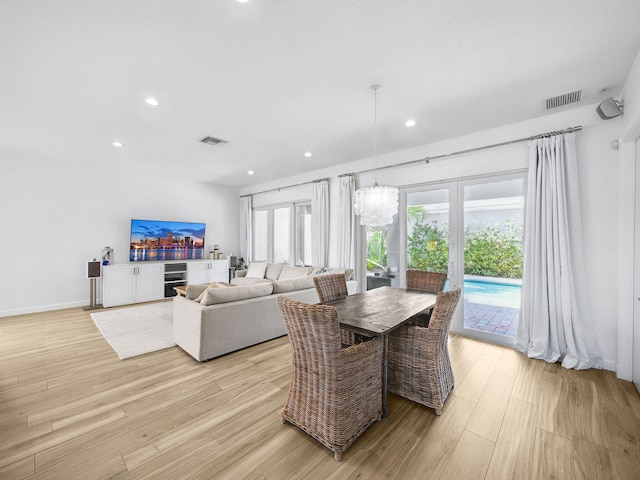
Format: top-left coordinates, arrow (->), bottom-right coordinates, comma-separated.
102,259 -> 229,308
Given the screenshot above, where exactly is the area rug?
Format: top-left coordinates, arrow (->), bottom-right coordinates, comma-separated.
90,302 -> 175,359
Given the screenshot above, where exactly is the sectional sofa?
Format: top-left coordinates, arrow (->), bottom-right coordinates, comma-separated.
173,263 -> 356,361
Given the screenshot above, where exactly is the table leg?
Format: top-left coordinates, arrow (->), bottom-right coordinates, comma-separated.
382,334 -> 388,418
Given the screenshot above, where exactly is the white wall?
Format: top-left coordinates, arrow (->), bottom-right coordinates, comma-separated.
617,45 -> 640,380
0,153 -> 240,316
622,46 -> 640,142
242,104 -> 624,371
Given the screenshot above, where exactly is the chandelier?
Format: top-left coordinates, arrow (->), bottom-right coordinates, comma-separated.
353,84 -> 399,227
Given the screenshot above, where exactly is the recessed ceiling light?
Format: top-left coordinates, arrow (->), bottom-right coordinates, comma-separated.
248,170 -> 254,175
304,152 -> 312,157
237,0 -> 249,3
112,141 -> 123,147
405,119 -> 416,127
145,97 -> 159,106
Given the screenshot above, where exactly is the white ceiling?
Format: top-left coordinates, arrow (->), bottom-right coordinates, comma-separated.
2,1 -> 639,187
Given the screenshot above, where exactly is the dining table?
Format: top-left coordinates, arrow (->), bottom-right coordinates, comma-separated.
324,286 -> 437,418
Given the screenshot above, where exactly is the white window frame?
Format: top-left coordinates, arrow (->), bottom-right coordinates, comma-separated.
252,201 -> 311,265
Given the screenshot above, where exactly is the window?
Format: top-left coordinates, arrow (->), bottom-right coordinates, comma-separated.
252,202 -> 311,265
253,209 -> 268,262
295,204 -> 312,266
273,206 -> 291,263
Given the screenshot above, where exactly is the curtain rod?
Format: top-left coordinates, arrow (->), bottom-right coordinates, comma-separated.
240,177 -> 330,198
351,125 -> 582,177
241,125 -> 581,197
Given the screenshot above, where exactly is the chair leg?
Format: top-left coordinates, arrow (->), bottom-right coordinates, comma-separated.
435,408 -> 442,416
334,451 -> 342,461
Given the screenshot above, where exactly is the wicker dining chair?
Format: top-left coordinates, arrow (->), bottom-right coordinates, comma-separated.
313,273 -> 357,345
388,286 -> 461,415
406,269 -> 448,293
277,295 -> 383,461
313,273 -> 349,303
406,269 -> 448,326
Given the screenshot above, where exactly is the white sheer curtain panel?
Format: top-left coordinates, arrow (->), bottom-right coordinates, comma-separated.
312,179 -> 329,267
240,196 -> 252,263
515,133 -> 602,370
337,174 -> 356,270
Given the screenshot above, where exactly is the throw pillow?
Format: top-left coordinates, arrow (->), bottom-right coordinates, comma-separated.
325,267 -> 354,281
246,262 -> 268,279
265,263 -> 284,280
185,284 -> 208,300
278,265 -> 311,281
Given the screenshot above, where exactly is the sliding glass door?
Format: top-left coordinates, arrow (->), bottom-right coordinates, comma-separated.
405,184 -> 457,286
457,175 -> 525,344
401,173 -> 525,345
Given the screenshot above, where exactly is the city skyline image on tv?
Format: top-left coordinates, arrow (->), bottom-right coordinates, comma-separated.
130,219 -> 206,261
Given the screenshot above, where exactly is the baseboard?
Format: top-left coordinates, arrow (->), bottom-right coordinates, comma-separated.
0,300 -> 90,318
601,358 -> 617,374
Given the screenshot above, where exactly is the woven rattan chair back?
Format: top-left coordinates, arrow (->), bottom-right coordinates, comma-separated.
313,273 -> 356,345
388,286 -> 461,415
313,273 -> 349,303
406,269 -> 447,293
277,295 -> 383,461
406,269 -> 448,327
429,286 -> 461,332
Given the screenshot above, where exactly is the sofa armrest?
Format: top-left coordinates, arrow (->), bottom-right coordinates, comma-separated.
173,296 -> 206,360
235,269 -> 247,278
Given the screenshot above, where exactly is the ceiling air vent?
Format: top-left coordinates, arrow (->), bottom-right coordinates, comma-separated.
545,90 -> 582,109
200,136 -> 228,147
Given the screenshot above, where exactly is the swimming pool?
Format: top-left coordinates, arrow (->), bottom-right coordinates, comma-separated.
462,277 -> 522,308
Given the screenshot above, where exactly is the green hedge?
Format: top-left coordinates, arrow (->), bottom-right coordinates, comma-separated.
407,219 -> 522,279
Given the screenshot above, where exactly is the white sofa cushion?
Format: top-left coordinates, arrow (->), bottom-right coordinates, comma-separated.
265,263 -> 284,280
230,277 -> 273,286
312,266 -> 354,281
186,282 -> 231,300
278,265 -> 311,280
246,262 -> 268,279
328,267 -> 354,281
194,282 -> 234,302
200,283 -> 273,305
272,275 -> 315,293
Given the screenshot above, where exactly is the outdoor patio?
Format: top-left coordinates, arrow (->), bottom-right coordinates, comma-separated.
463,299 -> 519,337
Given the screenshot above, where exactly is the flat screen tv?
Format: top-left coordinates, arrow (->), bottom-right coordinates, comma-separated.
130,219 -> 206,262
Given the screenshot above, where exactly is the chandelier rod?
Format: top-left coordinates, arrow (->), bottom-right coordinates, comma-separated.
372,84 -> 380,185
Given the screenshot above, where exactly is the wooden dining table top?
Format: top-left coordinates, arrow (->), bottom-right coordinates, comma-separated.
325,286 -> 437,337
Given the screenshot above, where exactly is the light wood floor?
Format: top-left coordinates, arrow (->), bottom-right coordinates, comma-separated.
1,304 -> 640,480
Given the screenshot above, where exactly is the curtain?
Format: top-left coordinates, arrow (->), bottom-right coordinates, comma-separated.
515,133 -> 602,370
337,174 -> 356,270
240,196 -> 252,264
312,179 -> 329,267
